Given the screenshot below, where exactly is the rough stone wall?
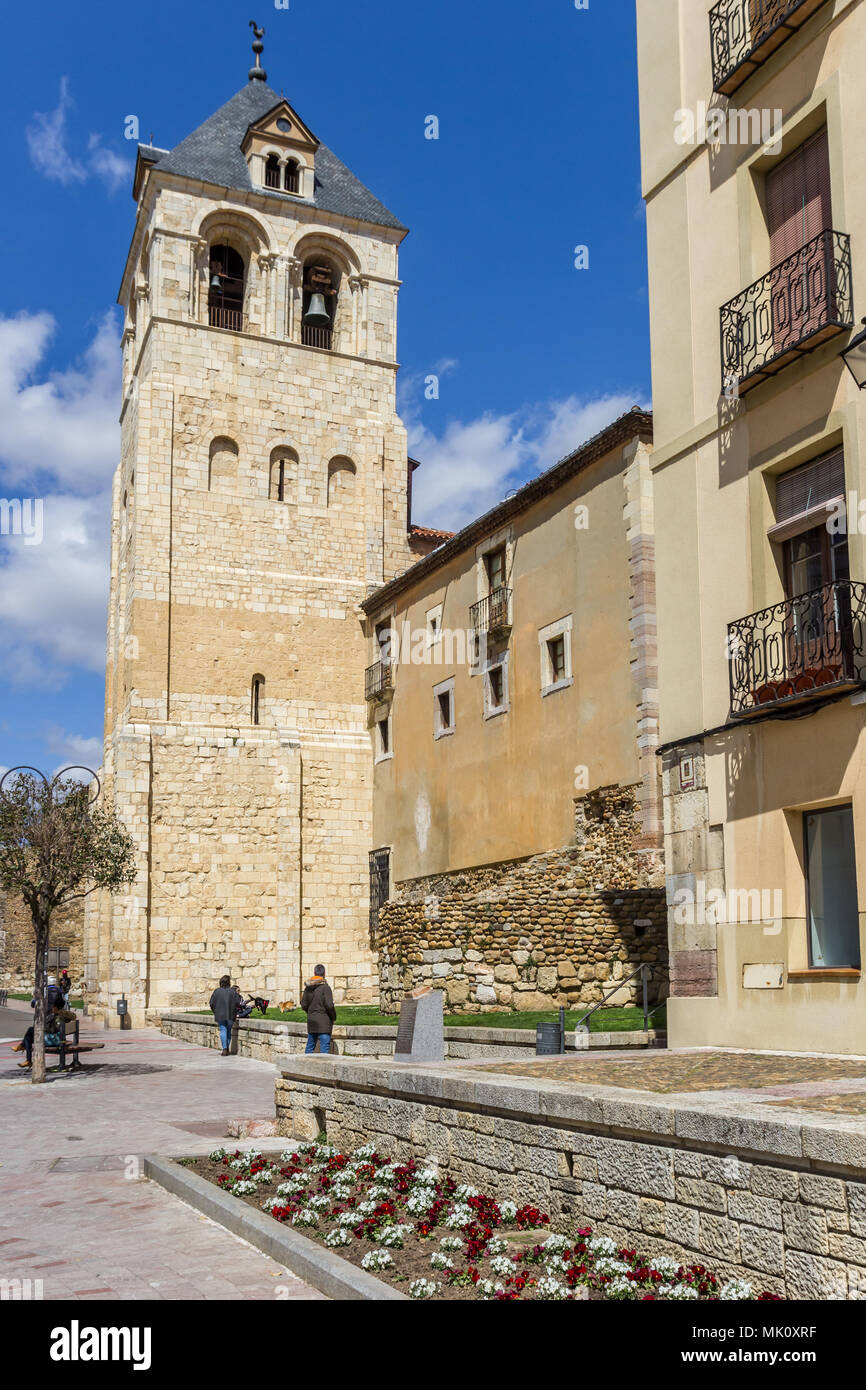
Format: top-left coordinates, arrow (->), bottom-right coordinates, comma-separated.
662,742 -> 724,998
276,1069 -> 866,1298
378,785 -> 667,1013
0,891 -> 85,991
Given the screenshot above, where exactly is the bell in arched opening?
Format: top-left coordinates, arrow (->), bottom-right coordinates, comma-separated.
301,264 -> 337,349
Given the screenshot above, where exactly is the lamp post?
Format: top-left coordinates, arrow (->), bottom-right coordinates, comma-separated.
841,318 -> 866,389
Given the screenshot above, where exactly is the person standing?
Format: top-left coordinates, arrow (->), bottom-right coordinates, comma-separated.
301,965 -> 336,1055
59,970 -> 72,1007
209,975 -> 240,1056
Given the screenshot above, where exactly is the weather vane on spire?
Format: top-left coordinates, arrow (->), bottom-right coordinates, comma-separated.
249,21 -> 267,83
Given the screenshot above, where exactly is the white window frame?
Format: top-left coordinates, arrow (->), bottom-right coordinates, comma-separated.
538,615 -> 573,697
426,603 -> 443,651
483,652 -> 510,720
433,676 -> 456,739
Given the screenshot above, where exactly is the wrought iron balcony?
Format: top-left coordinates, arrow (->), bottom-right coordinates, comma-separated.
728,580 -> 866,718
470,586 -> 512,635
365,661 -> 394,703
710,0 -> 830,96
208,304 -> 245,332
720,229 -> 852,394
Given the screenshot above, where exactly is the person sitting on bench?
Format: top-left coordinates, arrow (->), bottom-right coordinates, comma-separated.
13,999 -> 76,1069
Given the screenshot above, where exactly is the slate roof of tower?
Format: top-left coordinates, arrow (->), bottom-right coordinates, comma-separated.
148,80 -> 406,232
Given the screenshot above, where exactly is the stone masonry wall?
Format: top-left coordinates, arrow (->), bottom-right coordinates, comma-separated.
0,890 -> 85,991
378,785 -> 667,1014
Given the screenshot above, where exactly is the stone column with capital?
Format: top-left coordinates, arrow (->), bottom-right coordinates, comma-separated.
189,237 -> 207,323
349,275 -> 370,357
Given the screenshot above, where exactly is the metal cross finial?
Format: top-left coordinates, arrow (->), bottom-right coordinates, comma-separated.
249,20 -> 267,82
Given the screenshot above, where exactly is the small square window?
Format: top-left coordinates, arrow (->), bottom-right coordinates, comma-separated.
374,713 -> 392,761
427,605 -> 443,646
484,660 -> 509,718
434,683 -> 455,738
539,616 -> 573,695
548,635 -> 566,683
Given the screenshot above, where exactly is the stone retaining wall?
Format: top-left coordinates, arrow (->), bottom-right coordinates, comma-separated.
378,786 -> 667,1015
158,1012 -> 663,1063
275,1057 -> 866,1299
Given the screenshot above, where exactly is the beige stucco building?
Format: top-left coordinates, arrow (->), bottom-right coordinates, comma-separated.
362,412 -> 668,1014
85,52 -> 424,1025
638,0 -> 866,1051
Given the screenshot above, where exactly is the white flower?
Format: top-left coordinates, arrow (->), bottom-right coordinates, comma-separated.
414,1168 -> 439,1186
649,1256 -> 682,1280
658,1283 -> 699,1300
444,1202 -> 474,1229
276,1177 -> 308,1198
454,1184 -> 479,1200
324,1228 -> 351,1248
279,1144 -> 311,1162
356,1200 -> 377,1216
330,1183 -> 354,1200
338,1212 -> 359,1228
408,1278 -> 438,1300
291,1210 -> 318,1228
307,1195 -> 331,1211
313,1144 -> 338,1159
499,1201 -> 518,1222
209,1147 -> 227,1161
406,1189 -> 437,1216
430,1252 -> 454,1270
367,1185 -> 392,1202
476,1279 -> 505,1299
543,1233 -> 570,1253
361,1249 -> 394,1272
720,1279 -> 754,1301
486,1237 -> 508,1256
439,1236 -> 463,1252
378,1224 -> 412,1249
606,1276 -> 639,1300
374,1163 -> 399,1181
229,1156 -> 249,1170
261,1196 -> 285,1213
594,1258 -> 631,1277
587,1236 -> 618,1257
253,1167 -> 277,1185
535,1276 -> 568,1300
489,1255 -> 514,1278
352,1143 -> 379,1161
230,1180 -> 257,1196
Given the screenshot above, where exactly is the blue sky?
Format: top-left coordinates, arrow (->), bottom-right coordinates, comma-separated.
0,0 -> 650,778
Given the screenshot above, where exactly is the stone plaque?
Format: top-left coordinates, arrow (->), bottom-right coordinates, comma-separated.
394,988 -> 444,1064
742,963 -> 784,990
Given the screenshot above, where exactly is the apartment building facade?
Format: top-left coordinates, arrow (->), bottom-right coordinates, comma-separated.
362,411 -> 668,1014
638,0 -> 866,1050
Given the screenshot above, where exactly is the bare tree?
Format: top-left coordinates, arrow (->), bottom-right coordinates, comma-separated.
0,767 -> 136,1084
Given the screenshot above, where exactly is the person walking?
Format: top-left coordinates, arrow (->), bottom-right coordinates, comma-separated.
59,970 -> 72,1007
301,965 -> 336,1055
208,975 -> 240,1056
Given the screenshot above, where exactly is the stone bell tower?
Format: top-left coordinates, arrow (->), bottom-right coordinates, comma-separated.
85,28 -> 414,1025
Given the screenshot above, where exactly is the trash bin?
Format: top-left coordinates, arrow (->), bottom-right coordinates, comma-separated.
536,1021 -> 562,1056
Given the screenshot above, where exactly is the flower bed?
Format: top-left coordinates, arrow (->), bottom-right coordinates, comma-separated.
187,1143 -> 780,1302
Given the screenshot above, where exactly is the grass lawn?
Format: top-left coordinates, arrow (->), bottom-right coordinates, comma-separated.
8,991 -> 84,1009
191,1003 -> 665,1032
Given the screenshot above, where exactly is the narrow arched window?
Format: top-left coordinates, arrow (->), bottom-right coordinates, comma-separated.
208,244 -> 246,331
284,159 -> 300,194
328,456 -> 356,506
251,674 -> 265,725
269,447 -> 298,503
265,154 -> 281,189
209,436 -> 239,493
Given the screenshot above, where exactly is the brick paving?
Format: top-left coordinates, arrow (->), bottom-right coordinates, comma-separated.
472,1048 -> 866,1094
0,1004 -> 324,1301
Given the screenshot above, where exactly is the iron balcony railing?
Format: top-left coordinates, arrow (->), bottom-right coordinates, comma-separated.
365,661 -> 394,702
470,586 -> 512,634
709,0 -> 830,96
302,323 -> 333,350
728,580 -> 866,718
720,229 -> 852,394
208,304 -> 245,332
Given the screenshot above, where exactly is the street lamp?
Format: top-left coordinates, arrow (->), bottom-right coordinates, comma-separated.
841,318 -> 866,390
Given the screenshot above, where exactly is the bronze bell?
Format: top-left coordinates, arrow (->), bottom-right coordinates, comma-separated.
304,293 -> 330,327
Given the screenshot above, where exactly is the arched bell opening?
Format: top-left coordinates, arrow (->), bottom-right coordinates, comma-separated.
301,260 -> 340,351
208,244 -> 246,331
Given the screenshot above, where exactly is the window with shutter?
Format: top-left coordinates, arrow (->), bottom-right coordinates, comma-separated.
766,129 -> 832,351
775,448 -> 845,523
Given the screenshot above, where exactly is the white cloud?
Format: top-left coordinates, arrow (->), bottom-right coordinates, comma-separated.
405,390 -> 645,533
0,491 -> 111,685
42,726 -> 103,781
26,80 -> 132,192
0,311 -> 120,492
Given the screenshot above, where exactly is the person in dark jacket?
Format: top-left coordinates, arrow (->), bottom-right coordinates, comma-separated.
13,999 -> 76,1068
301,965 -> 336,1054
209,975 -> 240,1055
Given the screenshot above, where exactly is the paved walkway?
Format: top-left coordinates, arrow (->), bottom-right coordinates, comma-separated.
0,1004 -> 324,1301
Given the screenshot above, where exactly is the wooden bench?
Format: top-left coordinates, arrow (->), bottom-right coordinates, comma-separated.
45,1019 -> 104,1072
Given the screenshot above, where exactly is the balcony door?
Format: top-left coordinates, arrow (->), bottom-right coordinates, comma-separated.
778,450 -> 850,689
767,129 -> 832,352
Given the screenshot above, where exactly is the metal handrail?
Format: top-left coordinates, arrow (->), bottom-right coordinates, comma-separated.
574,961 -> 663,1035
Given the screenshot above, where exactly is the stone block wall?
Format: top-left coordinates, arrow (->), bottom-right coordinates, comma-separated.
377,785 -> 667,1013
0,891 -> 84,991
